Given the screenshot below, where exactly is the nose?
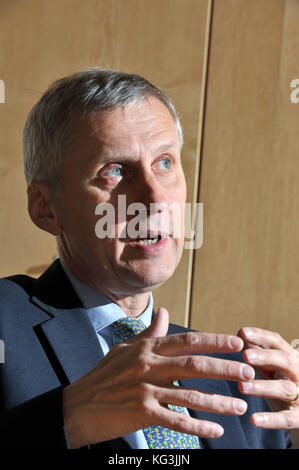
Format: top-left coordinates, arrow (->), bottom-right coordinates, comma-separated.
133,170 -> 168,210
127,170 -> 171,238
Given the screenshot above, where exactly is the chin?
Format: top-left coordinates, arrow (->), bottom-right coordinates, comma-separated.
123,266 -> 176,292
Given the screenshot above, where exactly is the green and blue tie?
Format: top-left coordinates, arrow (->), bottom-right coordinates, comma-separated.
111,317 -> 200,449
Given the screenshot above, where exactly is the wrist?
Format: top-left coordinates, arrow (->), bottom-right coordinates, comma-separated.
63,385 -> 89,449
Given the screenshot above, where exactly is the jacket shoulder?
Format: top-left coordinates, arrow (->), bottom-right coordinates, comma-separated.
0,274 -> 36,304
1,274 -> 35,295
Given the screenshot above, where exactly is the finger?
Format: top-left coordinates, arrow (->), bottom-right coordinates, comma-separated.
129,307 -> 169,343
153,355 -> 255,382
155,385 -> 248,416
153,331 -> 244,356
239,379 -> 299,402
153,404 -> 224,439
238,327 -> 293,353
243,348 -> 299,383
251,410 -> 299,430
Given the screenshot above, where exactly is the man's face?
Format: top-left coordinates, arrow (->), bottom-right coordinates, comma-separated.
53,96 -> 187,297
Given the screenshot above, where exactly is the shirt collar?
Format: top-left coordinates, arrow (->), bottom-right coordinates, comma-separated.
60,259 -> 153,331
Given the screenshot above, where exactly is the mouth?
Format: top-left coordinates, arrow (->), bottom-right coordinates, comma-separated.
134,235 -> 162,246
126,233 -> 168,251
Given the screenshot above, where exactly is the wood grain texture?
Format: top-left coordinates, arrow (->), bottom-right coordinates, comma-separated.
190,0 -> 299,342
0,0 -> 210,326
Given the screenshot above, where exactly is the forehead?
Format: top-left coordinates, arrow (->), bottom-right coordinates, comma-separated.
69,96 -> 179,155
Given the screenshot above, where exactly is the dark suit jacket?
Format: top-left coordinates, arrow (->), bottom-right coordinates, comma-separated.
0,260 -> 292,448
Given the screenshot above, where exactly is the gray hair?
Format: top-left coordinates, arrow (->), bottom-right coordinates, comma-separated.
23,68 -> 183,191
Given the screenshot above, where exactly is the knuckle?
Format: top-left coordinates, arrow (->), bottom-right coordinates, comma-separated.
137,383 -> 154,411
184,332 -> 199,348
287,350 -> 299,366
139,381 -> 152,396
216,398 -> 228,414
112,342 -> 126,352
220,360 -> 232,377
285,412 -> 296,429
196,421 -> 208,436
273,331 -> 283,344
135,354 -> 151,375
186,356 -> 200,372
187,390 -> 200,408
172,411 -> 189,429
214,334 -> 225,349
136,338 -> 150,353
138,397 -> 153,416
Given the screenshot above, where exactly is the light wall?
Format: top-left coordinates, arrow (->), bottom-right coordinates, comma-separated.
190,0 -> 299,342
0,0 -> 298,343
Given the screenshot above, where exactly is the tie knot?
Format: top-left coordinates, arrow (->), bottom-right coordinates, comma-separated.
111,317 -> 147,341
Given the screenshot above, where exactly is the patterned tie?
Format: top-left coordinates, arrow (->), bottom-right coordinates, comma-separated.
111,317 -> 200,449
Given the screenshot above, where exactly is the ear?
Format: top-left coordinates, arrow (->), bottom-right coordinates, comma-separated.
27,181 -> 62,236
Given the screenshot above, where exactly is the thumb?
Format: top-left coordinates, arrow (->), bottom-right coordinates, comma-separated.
130,307 -> 169,342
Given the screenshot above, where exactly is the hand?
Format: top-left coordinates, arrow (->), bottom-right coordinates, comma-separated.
238,327 -> 299,447
63,308 -> 255,448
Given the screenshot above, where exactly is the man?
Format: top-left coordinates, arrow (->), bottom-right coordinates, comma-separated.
0,69 -> 298,449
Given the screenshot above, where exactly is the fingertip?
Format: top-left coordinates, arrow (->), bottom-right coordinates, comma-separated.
229,336 -> 244,351
241,364 -> 255,381
251,413 -> 265,427
147,307 -> 169,338
213,424 -> 224,438
237,327 -> 246,340
155,307 -> 169,328
157,307 -> 169,319
237,380 -> 245,394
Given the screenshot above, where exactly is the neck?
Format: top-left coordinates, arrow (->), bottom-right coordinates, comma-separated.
110,293 -> 150,318
60,254 -> 151,318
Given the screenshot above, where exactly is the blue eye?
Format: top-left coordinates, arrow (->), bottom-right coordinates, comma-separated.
111,167 -> 122,176
158,158 -> 171,170
102,166 -> 123,177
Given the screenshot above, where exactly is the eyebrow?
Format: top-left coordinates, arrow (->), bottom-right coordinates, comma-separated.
91,141 -> 179,163
154,142 -> 178,154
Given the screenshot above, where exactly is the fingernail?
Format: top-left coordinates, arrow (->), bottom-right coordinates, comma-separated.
244,328 -> 255,338
229,336 -> 242,350
235,400 -> 247,414
241,364 -> 255,380
241,381 -> 253,393
212,424 -> 224,438
254,414 -> 265,426
246,350 -> 258,362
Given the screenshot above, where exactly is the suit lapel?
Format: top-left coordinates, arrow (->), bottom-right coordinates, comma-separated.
30,260 -> 132,449
31,259 -> 83,309
37,306 -> 103,384
30,260 -> 103,384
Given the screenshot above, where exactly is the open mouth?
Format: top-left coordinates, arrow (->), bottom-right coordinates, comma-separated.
135,236 -> 161,246
127,234 -> 168,252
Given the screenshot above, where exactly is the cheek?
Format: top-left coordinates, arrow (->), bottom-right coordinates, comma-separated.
169,175 -> 187,207
169,190 -> 186,237
178,176 -> 187,202
58,193 -> 98,244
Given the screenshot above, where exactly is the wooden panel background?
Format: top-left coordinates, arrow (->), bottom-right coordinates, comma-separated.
0,0 -> 210,327
190,0 -> 299,342
1,0 -> 299,343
